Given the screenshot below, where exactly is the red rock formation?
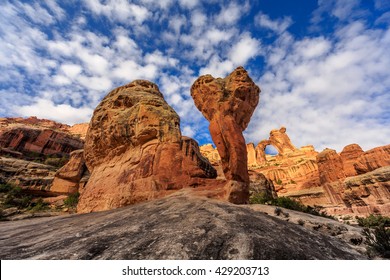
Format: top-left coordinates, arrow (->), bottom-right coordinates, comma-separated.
255,140 -> 269,165
51,150 -> 87,194
191,66 -> 260,204
354,144 -> 390,174
246,143 -> 257,167
0,127 -> 84,157
77,80 -> 216,213
269,127 -> 296,155
317,148 -> 346,184
340,144 -> 364,177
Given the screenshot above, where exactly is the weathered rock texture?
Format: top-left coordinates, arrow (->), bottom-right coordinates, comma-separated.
340,144 -> 364,177
317,149 -> 346,184
0,193 -> 363,260
78,80 -> 216,213
354,144 -> 390,174
0,157 -> 56,193
200,125 -> 390,217
191,66 -> 260,204
51,150 -> 88,194
268,127 -> 296,155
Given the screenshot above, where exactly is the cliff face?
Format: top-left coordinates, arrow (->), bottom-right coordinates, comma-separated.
0,117 -> 89,199
200,128 -> 390,217
0,117 -> 86,158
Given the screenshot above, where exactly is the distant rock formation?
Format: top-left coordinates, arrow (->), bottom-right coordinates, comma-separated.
191,66 -> 260,204
354,144 -> 390,174
0,156 -> 56,192
340,144 -> 364,177
77,80 -> 217,213
0,117 -> 85,158
317,149 -> 346,184
268,127 -> 296,155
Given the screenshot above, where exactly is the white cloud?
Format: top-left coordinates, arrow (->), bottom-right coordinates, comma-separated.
245,18 -> 390,151
255,13 -> 292,34
229,34 -> 261,65
15,98 -> 93,125
216,2 -> 242,25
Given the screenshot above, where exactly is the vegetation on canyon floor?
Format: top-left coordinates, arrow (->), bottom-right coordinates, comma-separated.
358,214 -> 390,258
250,192 -> 335,220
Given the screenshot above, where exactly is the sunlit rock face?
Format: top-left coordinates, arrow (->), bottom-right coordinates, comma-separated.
78,80 -> 216,213
191,67 -> 260,204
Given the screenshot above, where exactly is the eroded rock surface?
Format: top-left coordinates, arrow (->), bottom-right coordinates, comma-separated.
317,149 -> 346,184
0,193 -> 363,260
51,150 -> 87,194
340,144 -> 364,177
354,144 -> 390,174
191,67 -> 260,203
78,80 -> 216,213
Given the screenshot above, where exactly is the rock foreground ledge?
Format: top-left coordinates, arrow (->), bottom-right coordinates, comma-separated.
0,192 -> 363,260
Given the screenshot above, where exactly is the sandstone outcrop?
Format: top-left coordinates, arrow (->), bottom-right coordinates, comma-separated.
246,143 -> 257,166
0,156 -> 56,192
340,144 -> 364,177
191,66 -> 260,203
77,80 -> 216,213
0,192 -> 364,260
354,144 -> 390,174
51,150 -> 88,194
317,148 -> 346,184
0,127 -> 84,158
268,127 -> 296,155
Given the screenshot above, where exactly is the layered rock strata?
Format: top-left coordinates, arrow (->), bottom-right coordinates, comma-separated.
191,66 -> 260,204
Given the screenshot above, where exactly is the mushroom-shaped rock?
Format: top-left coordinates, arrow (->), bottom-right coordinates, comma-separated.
191,67 -> 260,203
77,80 -> 216,213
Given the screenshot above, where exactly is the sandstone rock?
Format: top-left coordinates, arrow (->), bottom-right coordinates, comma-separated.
249,171 -> 277,200
51,150 -> 87,194
68,123 -> 89,140
317,148 -> 346,184
191,66 -> 260,203
246,143 -> 257,166
0,193 -> 364,259
199,144 -> 221,165
342,166 -> 390,216
269,127 -> 296,155
340,144 -> 364,177
255,140 -> 270,165
78,80 -> 216,213
354,144 -> 390,174
0,127 -> 84,157
0,156 -> 56,192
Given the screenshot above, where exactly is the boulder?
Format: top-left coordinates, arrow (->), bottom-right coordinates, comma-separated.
51,149 -> 87,194
77,80 -> 216,213
191,66 -> 260,203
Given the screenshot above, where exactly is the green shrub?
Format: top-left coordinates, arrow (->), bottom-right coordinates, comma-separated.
249,195 -> 335,220
64,193 -> 80,208
363,225 -> 390,258
30,198 -> 49,212
357,214 -> 390,228
0,183 -> 13,193
249,192 -> 273,204
275,179 -> 283,185
358,214 -> 390,258
298,219 -> 305,226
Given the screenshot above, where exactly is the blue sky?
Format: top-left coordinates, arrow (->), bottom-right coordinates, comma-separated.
1,0 -> 389,152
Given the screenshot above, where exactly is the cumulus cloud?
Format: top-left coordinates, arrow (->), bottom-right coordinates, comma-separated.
245,16 -> 390,151
15,98 -> 93,125
255,13 -> 292,34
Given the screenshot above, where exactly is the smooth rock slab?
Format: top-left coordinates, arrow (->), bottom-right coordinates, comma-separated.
0,192 -> 364,260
